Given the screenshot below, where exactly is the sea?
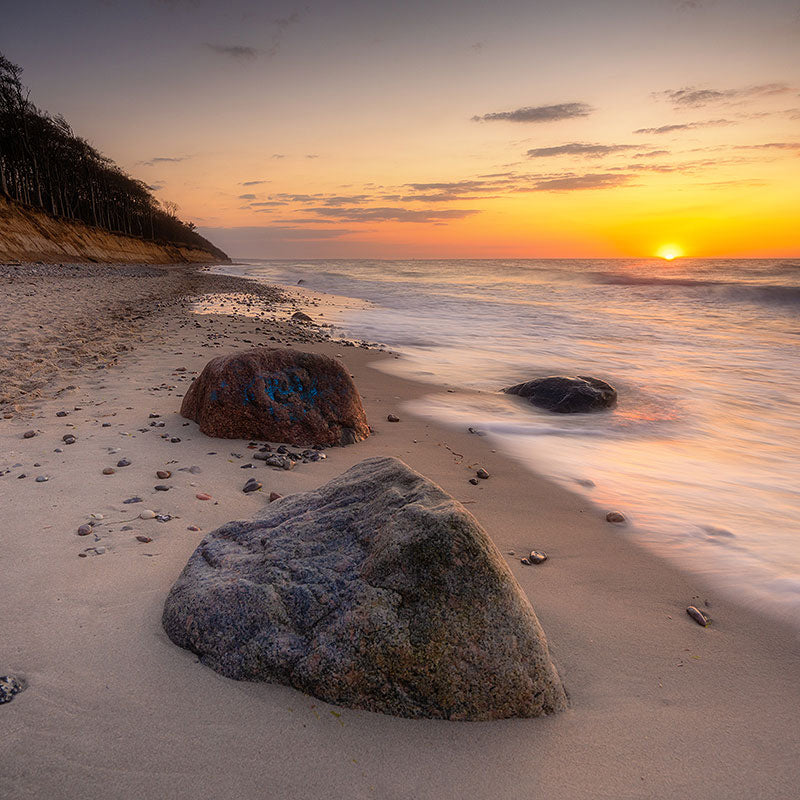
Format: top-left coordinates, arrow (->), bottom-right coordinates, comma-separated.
212,258 -> 800,627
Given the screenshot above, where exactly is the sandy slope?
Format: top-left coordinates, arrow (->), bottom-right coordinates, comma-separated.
1,277 -> 798,800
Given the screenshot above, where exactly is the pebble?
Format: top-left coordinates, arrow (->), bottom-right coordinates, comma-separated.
686,606 -> 710,627
35,476 -> 48,482
0,675 -> 24,704
196,493 -> 211,501
187,525 -> 200,532
170,437 -> 181,443
102,467 -> 115,475
102,423 -> 111,428
54,448 -> 63,453
123,497 -> 143,504
476,468 -> 490,480
77,524 -> 93,536
56,411 -> 68,417
63,435 -> 76,445
156,470 -> 171,479
121,525 -> 133,531
243,478 -> 262,493
468,478 -> 479,485
139,510 -> 157,520
154,485 -> 170,491
156,514 -> 172,523
387,414 -> 400,422
528,550 -> 548,564
135,535 -> 153,543
606,511 -> 626,524
91,513 -> 104,520
116,458 -> 131,468
23,430 -> 37,439
269,492 -> 282,502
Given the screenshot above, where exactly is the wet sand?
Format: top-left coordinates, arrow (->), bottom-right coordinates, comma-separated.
1,264 -> 798,799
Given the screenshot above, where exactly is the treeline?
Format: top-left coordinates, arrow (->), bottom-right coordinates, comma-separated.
0,52 -> 226,257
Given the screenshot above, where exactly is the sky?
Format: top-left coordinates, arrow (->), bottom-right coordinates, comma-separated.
3,0 -> 799,258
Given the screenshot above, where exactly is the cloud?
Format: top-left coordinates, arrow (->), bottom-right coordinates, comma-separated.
734,142 -> 800,150
634,119 -> 734,134
238,193 -> 257,200
139,156 -> 188,166
657,84 -> 792,108
526,143 -> 638,158
249,200 -> 288,207
198,224 -> 355,241
272,154 -> 286,159
305,207 -> 480,223
306,154 -> 320,159
205,43 -> 259,60
472,102 -> 593,123
265,10 -> 306,58
522,173 -> 634,191
241,180 -> 269,186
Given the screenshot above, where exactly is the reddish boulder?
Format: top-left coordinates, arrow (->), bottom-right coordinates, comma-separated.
180,347 -> 370,447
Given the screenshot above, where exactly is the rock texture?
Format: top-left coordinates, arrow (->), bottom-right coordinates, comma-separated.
505,375 -> 617,413
180,347 -> 370,447
162,456 -> 567,720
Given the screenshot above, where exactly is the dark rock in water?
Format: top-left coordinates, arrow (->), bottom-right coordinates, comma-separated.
686,606 -> 710,627
0,675 -> 25,704
291,311 -> 313,323
180,347 -> 370,448
162,456 -> 566,720
606,511 -> 626,524
505,376 -> 617,414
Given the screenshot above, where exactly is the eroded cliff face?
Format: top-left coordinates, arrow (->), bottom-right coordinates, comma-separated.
0,197 -> 226,264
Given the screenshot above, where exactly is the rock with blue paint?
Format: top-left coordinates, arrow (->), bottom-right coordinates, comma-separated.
180,347 -> 370,447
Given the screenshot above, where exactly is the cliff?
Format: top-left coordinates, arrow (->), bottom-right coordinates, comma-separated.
0,197 -> 228,264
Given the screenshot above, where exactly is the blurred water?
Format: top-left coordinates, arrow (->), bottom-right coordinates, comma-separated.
213,258 -> 800,625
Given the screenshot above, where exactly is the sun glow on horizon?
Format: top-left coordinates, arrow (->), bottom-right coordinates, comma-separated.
656,244 -> 684,261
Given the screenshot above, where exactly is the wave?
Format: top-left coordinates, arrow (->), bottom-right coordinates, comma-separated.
589,272 -> 800,306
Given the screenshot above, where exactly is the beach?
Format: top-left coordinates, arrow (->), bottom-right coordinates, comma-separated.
2,263 -> 799,800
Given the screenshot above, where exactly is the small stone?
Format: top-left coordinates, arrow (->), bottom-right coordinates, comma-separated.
116,458 -> 131,468
156,514 -> 172,523
520,558 -> 531,566
54,448 -> 63,453
135,535 -> 152,543
187,525 -> 200,532
102,423 -> 111,428
149,413 -> 160,418
269,492 -> 282,502
35,476 -> 48,483
686,606 -> 710,627
56,411 -> 68,417
196,493 -> 211,501
23,430 -> 36,439
606,511 -> 626,524
91,513 -> 104,520
528,550 -> 548,564
387,414 -> 400,422
102,467 -> 115,475
123,497 -> 143,504
154,485 -> 170,491
78,552 -> 88,558
476,468 -> 490,480
468,478 -> 479,485
63,435 -> 76,445
77,524 -> 93,536
95,546 -> 106,555
243,479 -> 262,493
139,510 -> 157,520
0,675 -> 24,704
121,525 -> 133,531
156,470 -> 171,479
170,437 -> 181,443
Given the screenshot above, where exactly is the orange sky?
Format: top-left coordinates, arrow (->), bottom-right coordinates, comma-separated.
7,0 -> 800,258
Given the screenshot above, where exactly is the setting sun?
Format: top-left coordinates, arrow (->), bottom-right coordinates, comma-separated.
656,244 -> 684,260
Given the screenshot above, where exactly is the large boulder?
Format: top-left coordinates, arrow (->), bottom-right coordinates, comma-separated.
180,347 -> 370,446
505,375 -> 617,413
162,457 -> 567,721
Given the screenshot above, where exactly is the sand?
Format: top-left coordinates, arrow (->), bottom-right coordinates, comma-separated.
1,264 -> 798,799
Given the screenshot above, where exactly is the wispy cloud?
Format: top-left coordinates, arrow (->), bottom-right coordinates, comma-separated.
204,43 -> 259,60
305,207 -> 480,223
734,142 -> 800,150
526,143 -> 638,158
657,84 -> 792,108
472,102 -> 593,123
519,173 -> 634,191
634,119 -> 734,134
238,193 -> 257,200
139,155 -> 189,166
241,180 -> 269,186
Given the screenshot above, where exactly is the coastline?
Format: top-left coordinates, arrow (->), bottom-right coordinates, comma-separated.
2,263 -> 799,799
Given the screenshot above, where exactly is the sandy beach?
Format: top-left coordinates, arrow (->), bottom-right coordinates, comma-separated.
2,263 -> 799,800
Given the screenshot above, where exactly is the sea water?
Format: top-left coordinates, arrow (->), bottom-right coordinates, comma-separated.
213,258 -> 800,626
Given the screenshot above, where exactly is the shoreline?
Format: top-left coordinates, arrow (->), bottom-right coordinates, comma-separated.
2,263 -> 799,799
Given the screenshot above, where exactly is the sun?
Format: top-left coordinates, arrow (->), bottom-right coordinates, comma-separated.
656,244 -> 683,260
